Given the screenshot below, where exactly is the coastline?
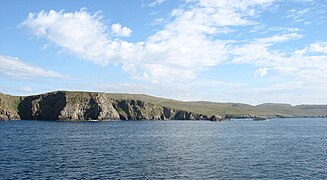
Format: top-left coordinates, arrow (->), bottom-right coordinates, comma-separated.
1,91 -> 327,121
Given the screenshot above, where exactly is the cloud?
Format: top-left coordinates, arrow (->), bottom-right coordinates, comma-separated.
22,9 -> 114,66
231,37 -> 327,86
111,23 -> 132,37
0,55 -> 66,79
16,0 -> 327,104
19,86 -> 33,92
310,42 -> 327,53
292,42 -> 327,56
255,67 -> 269,77
287,8 -> 311,22
257,33 -> 302,44
149,0 -> 167,7
22,1 -> 274,83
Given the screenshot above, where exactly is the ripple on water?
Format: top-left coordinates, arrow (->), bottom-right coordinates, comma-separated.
0,119 -> 327,179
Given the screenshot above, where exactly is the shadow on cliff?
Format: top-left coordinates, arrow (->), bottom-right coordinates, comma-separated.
18,91 -> 66,120
84,97 -> 101,120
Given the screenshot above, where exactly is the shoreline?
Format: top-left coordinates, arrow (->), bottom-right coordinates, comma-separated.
2,116 -> 327,122
1,91 -> 327,121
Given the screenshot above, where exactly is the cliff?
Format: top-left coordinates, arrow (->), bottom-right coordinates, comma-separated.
0,93 -> 21,120
0,91 -> 326,121
1,91 -> 220,121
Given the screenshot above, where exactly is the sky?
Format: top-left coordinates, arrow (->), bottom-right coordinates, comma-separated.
0,0 -> 327,105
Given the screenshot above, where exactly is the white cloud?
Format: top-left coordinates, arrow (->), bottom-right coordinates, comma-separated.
111,23 -> 132,37
257,33 -> 302,44
255,67 -> 269,77
19,86 -> 33,92
21,1 -> 274,84
292,42 -> 327,56
231,37 -> 327,86
21,1 -> 327,104
0,55 -> 66,79
310,42 -> 327,53
293,48 -> 308,56
149,0 -> 167,7
22,9 -> 114,66
287,8 -> 310,22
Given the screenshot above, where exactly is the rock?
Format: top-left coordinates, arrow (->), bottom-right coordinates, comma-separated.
0,93 -> 21,120
0,91 -> 287,121
210,115 -> 223,121
2,91 -> 327,121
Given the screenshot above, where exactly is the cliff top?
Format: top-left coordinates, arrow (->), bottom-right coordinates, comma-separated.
1,91 -> 326,119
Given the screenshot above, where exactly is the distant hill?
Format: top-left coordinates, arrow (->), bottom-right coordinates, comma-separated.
1,91 -> 326,121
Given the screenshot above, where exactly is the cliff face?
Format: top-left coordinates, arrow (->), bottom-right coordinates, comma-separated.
18,91 -> 66,120
0,93 -> 20,120
1,91 -> 326,121
1,91 -> 219,121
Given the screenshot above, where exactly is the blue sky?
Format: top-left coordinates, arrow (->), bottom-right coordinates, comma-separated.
1,0 -> 327,105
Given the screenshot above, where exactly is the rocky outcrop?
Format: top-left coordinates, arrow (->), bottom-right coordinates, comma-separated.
0,93 -> 20,120
1,91 -> 218,121
18,91 -> 66,120
1,91 -> 326,121
210,115 -> 224,121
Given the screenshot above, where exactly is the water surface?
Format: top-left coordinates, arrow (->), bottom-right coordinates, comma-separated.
1,118 -> 327,179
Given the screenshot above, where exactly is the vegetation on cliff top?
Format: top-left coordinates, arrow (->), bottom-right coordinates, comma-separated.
1,91 -> 327,120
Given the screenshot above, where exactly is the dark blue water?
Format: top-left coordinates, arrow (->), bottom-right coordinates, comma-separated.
1,119 -> 327,179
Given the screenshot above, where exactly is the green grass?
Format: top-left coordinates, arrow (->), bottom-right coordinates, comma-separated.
0,93 -> 21,113
81,92 -> 327,117
12,98 -> 21,110
2,91 -> 327,117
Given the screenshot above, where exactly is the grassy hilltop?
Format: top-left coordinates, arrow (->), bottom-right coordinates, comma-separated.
0,91 -> 326,120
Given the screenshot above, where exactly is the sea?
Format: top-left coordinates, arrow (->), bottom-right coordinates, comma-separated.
0,118 -> 326,179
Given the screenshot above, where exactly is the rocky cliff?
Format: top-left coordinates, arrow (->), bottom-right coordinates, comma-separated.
0,93 -> 21,120
1,91 -> 326,121
0,91 -> 222,121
